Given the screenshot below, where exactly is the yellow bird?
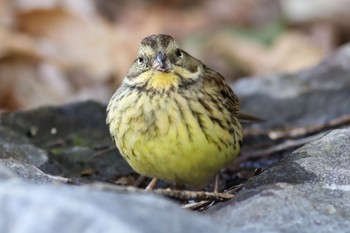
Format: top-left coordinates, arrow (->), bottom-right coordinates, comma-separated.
107,34 -> 243,189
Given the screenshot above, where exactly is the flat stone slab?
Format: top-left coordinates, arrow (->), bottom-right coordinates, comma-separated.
207,129 -> 350,233
0,181 -> 224,233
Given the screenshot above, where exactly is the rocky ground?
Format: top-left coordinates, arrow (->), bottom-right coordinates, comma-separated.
0,44 -> 350,233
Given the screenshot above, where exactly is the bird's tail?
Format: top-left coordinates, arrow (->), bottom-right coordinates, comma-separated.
237,112 -> 264,123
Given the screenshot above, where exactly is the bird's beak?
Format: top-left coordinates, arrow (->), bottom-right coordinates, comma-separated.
153,52 -> 170,72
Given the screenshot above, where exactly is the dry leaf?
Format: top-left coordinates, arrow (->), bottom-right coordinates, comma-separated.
281,0 -> 350,26
0,0 -> 346,111
17,8 -> 118,80
211,31 -> 326,76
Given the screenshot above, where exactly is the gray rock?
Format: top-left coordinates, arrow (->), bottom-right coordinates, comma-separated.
0,101 -> 133,181
243,129 -> 350,188
0,126 -> 29,144
0,126 -> 48,167
233,44 -> 350,129
0,143 -> 48,167
0,181 -> 224,233
0,159 -> 55,184
207,129 -> 350,233
0,162 -> 17,181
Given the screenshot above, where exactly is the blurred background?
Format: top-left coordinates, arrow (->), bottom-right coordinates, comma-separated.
0,0 -> 349,112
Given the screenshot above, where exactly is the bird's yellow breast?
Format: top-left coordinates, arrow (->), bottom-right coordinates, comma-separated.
108,88 -> 242,187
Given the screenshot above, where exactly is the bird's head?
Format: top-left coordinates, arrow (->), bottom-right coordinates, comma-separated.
125,34 -> 203,91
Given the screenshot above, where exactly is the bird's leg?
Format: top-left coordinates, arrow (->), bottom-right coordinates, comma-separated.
214,173 -> 220,193
134,175 -> 147,187
145,177 -> 158,190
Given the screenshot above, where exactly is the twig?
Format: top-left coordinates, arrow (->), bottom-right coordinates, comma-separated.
88,182 -> 234,201
181,184 -> 243,210
89,182 -> 145,193
268,114 -> 350,140
236,114 -> 350,167
181,200 -> 214,210
46,174 -> 80,185
244,114 -> 350,140
153,189 -> 234,201
237,132 -> 325,163
92,147 -> 117,157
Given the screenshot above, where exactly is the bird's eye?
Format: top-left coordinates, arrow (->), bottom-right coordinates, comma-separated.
175,49 -> 183,58
138,56 -> 144,65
